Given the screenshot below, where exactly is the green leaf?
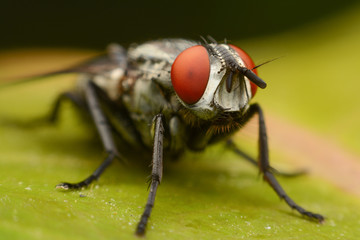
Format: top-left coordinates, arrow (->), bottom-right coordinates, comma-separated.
1,6 -> 360,239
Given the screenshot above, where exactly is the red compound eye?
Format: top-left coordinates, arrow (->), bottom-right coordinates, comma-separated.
171,45 -> 210,104
229,44 -> 258,97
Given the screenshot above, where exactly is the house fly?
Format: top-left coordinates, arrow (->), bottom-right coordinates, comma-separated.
4,38 -> 324,236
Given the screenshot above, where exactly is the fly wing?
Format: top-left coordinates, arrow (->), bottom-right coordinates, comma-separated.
0,44 -> 127,88
65,44 -> 127,75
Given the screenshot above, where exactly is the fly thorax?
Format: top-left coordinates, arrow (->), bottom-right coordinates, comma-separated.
92,68 -> 125,100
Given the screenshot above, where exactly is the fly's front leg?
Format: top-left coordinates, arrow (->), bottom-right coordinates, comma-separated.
239,104 -> 324,222
56,81 -> 120,190
135,114 -> 164,236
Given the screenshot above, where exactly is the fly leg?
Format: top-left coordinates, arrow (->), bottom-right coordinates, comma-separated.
226,139 -> 306,177
56,81 -> 120,190
48,92 -> 87,123
0,91 -> 86,127
135,114 -> 164,236
242,103 -> 324,222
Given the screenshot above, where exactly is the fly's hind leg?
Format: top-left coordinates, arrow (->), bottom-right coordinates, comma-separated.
56,81 -> 121,190
48,91 -> 87,123
0,91 -> 85,127
235,103 -> 324,222
226,139 -> 306,177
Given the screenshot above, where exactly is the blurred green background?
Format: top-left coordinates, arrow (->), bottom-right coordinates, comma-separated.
1,0 -> 360,239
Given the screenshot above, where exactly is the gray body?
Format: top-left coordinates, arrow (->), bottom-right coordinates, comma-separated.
79,39 -> 248,157
40,38 -> 323,235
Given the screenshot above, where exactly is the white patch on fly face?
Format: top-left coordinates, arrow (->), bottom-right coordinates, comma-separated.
214,74 -> 252,111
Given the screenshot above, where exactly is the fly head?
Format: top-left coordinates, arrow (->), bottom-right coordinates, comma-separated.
171,40 -> 267,121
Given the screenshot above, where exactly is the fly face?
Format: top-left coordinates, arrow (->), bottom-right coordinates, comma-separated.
171,42 -> 267,120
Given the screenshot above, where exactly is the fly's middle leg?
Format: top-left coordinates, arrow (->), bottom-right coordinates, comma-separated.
56,81 -> 121,190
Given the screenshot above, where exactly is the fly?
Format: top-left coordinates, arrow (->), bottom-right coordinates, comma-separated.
2,38 -> 324,236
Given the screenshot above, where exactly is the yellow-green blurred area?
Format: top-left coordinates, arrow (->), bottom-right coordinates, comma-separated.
245,7 -> 360,156
1,1 -> 360,240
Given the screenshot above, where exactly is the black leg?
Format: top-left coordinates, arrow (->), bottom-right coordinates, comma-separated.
56,81 -> 120,190
49,92 -> 87,123
226,139 -> 306,177
0,91 -> 86,128
242,104 -> 324,222
135,114 -> 164,236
